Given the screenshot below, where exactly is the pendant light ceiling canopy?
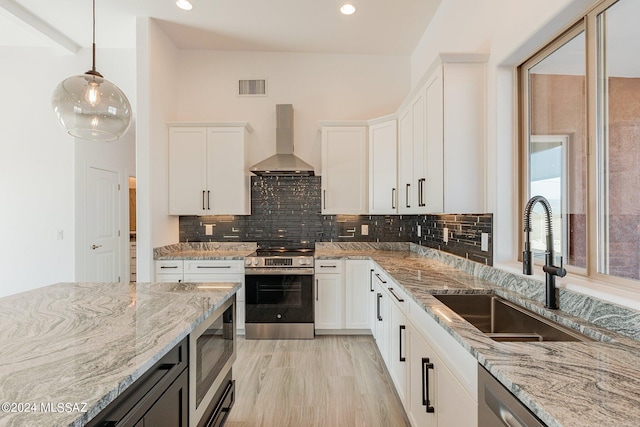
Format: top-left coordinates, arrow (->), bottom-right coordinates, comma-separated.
51,0 -> 132,142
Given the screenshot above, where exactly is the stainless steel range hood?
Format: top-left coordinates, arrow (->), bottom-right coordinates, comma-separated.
250,104 -> 315,176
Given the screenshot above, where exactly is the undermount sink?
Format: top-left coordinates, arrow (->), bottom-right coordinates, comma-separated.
433,293 -> 592,342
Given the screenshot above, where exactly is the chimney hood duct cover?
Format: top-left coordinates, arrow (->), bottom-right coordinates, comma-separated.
250,104 -> 315,176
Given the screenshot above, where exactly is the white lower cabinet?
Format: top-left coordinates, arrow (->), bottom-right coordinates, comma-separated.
315,260 -> 345,330
366,263 -> 478,427
407,326 -> 476,427
389,293 -> 408,405
345,260 -> 372,330
154,260 -> 246,333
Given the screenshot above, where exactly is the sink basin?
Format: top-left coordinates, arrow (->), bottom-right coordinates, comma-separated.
433,294 -> 592,342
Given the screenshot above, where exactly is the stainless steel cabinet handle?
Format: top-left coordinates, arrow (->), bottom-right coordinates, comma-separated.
376,293 -> 383,321
418,178 -> 426,207
320,265 -> 337,269
392,188 -> 396,209
323,190 -> 326,209
388,288 -> 405,302
160,266 -> 178,269
91,244 -> 102,250
196,265 -> 231,269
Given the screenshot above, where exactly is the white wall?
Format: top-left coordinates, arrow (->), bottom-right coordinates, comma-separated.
135,18 -> 180,282
175,50 -> 410,171
410,0 -> 598,264
0,45 -> 135,297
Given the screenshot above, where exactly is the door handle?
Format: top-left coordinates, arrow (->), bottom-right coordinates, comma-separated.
91,244 -> 102,250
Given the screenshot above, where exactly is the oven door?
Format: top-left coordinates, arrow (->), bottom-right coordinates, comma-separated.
245,269 -> 314,324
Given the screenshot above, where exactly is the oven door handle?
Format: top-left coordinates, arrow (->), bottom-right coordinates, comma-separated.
245,268 -> 315,275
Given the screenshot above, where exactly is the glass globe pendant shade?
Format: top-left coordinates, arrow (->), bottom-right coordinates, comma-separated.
52,71 -> 132,142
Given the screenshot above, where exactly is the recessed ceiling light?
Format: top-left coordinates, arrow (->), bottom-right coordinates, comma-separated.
340,3 -> 356,15
176,0 -> 193,11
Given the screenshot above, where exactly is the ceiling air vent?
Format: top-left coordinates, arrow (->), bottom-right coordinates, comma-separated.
238,79 -> 267,96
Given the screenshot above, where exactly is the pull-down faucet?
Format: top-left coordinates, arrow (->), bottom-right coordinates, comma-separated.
523,195 -> 566,309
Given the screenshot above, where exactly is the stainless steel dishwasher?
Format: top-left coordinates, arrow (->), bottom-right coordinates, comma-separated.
478,365 -> 547,427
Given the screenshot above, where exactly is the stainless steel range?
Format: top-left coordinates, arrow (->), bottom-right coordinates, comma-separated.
244,248 -> 315,339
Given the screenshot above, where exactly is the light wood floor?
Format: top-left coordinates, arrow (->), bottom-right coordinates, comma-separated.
226,335 -> 411,427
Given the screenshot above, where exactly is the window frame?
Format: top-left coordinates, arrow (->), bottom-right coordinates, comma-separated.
518,0 -> 640,292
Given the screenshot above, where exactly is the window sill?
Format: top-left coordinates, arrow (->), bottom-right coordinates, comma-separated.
495,261 -> 640,311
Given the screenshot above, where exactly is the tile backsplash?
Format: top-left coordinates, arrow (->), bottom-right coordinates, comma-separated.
179,176 -> 493,265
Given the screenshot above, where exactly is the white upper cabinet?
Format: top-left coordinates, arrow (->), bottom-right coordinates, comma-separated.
368,118 -> 398,214
398,53 -> 487,214
168,123 -> 252,215
320,124 -> 368,214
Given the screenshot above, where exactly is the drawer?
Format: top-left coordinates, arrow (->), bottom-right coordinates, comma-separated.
315,259 -> 344,274
184,260 -> 244,274
155,260 -> 184,274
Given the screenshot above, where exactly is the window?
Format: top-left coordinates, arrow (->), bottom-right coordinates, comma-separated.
520,0 -> 640,287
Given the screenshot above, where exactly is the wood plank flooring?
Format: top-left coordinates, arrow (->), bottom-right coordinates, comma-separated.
226,335 -> 411,427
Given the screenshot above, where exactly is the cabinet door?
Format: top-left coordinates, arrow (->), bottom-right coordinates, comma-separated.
321,126 -> 368,214
389,299 -> 408,405
206,127 -> 250,215
345,260 -> 372,329
407,327 -> 437,427
315,274 -> 344,329
408,325 -> 477,427
140,369 -> 188,427
368,120 -> 398,214
373,280 -> 390,365
411,90 -> 428,214
168,127 -> 208,215
397,107 -> 414,213
424,69 -> 444,213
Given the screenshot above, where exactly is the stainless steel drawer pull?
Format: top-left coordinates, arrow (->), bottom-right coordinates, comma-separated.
388,288 -> 405,302
160,266 -> 178,269
197,266 -> 231,269
406,184 -> 411,208
320,265 -> 337,268
374,273 -> 387,284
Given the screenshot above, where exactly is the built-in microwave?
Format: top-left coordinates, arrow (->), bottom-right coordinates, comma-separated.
189,295 -> 236,427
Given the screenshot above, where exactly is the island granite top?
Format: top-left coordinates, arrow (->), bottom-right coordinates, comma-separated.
0,281 -> 240,427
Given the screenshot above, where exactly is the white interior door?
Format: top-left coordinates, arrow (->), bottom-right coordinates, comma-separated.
86,167 -> 121,282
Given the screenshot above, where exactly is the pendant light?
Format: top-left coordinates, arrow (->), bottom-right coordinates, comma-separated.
51,0 -> 132,142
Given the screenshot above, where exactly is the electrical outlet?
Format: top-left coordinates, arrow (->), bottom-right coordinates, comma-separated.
361,224 -> 369,235
417,225 -> 421,237
443,227 -> 449,243
205,224 -> 213,235
481,233 -> 489,252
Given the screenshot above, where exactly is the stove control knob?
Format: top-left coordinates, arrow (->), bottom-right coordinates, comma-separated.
299,259 -> 306,265
277,314 -> 282,319
245,258 -> 252,267
253,259 -> 260,266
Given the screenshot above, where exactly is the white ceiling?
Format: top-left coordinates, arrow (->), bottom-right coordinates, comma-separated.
0,0 -> 442,55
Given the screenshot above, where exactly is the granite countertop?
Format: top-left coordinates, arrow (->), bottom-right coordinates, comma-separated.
154,242 -> 257,260
315,243 -> 640,427
0,281 -> 240,427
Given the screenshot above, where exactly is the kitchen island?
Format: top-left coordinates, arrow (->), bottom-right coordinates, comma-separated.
0,281 -> 240,427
